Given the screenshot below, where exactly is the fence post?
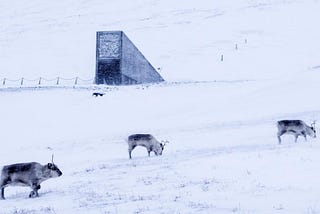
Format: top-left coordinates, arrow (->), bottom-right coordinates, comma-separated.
21,77 -> 24,86
39,77 -> 42,85
56,77 -> 60,85
3,78 -> 6,86
75,77 -> 78,85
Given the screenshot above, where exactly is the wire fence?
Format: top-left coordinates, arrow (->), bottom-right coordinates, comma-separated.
1,77 -> 94,87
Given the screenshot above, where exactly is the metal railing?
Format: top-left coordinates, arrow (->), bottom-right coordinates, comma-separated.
1,77 -> 94,87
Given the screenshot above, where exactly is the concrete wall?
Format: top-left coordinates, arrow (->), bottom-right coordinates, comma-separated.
121,33 -> 164,84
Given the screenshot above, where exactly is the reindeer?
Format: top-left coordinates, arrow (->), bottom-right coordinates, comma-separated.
127,134 -> 168,159
0,156 -> 62,199
277,120 -> 316,144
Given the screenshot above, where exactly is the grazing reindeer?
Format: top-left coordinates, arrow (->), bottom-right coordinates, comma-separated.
277,120 -> 316,144
127,134 -> 168,159
0,156 -> 62,199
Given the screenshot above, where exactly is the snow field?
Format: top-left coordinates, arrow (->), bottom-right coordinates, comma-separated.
1,0 -> 320,213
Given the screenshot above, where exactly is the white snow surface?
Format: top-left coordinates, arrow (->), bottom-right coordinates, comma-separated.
1,0 -> 320,213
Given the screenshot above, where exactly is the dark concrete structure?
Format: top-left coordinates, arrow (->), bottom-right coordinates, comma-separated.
95,31 -> 164,85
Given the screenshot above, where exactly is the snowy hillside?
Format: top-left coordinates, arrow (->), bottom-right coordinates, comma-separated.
1,0 -> 320,81
1,0 -> 320,213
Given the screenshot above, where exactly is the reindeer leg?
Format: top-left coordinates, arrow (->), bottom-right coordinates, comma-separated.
148,145 -> 153,157
277,135 -> 281,144
0,177 -> 10,200
302,132 -> 307,141
277,131 -> 285,144
0,187 -> 5,200
294,134 -> 299,143
29,181 -> 40,198
129,151 -> 132,159
128,145 -> 136,159
128,148 -> 132,159
29,191 -> 35,198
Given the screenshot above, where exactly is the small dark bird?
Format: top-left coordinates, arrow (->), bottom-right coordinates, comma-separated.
92,92 -> 105,97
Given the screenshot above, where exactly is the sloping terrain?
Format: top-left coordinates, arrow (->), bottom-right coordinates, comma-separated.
1,0 -> 320,213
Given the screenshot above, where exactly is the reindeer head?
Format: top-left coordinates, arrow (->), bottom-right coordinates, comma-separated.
46,154 -> 63,177
46,163 -> 63,177
158,140 -> 169,155
310,121 -> 316,138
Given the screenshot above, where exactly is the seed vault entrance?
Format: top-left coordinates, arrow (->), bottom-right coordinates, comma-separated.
96,59 -> 121,85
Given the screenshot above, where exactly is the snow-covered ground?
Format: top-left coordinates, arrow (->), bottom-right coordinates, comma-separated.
1,0 -> 320,213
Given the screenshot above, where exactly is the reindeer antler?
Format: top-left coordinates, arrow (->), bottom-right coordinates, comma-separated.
162,140 -> 170,146
51,154 -> 54,164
